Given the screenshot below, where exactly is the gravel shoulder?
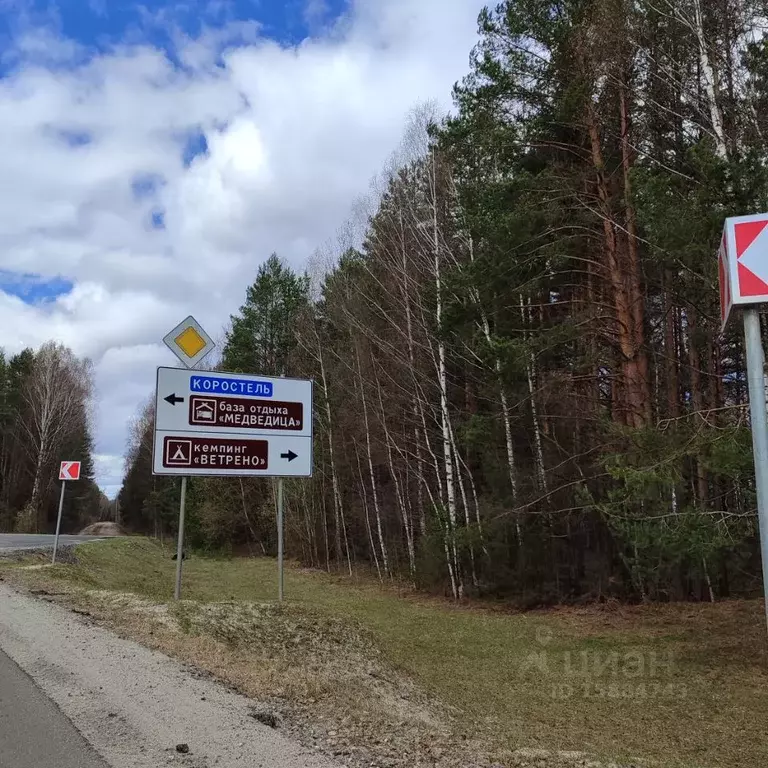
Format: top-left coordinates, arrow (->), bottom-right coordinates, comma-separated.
0,583 -> 340,768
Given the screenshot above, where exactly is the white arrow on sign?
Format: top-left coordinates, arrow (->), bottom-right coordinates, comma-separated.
59,461 -> 81,481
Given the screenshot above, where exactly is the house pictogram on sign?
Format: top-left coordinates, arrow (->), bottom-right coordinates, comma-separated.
191,397 -> 217,425
165,439 -> 192,467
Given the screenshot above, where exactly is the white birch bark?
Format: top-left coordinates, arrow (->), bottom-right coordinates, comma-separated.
313,322 -> 351,574
520,295 -> 548,495
446,413 -> 477,586
355,344 -> 390,577
430,149 -> 463,598
399,209 -> 428,544
474,280 -> 521,541
376,380 -> 416,573
691,0 -> 728,160
354,441 -> 382,581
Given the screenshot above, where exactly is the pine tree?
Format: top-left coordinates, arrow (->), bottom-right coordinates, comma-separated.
223,254 -> 310,377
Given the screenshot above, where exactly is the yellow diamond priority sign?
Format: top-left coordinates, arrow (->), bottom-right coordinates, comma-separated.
163,315 -> 215,368
175,326 -> 206,358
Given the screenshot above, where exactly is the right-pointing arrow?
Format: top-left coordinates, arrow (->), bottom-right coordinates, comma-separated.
280,450 -> 298,462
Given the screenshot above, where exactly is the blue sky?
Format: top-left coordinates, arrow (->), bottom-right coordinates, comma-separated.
0,271 -> 73,303
0,0 -> 350,54
0,0 -> 349,308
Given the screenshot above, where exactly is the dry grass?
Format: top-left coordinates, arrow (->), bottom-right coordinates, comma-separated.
2,539 -> 767,768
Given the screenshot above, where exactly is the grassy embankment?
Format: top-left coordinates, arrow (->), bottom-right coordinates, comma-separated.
2,538 -> 767,768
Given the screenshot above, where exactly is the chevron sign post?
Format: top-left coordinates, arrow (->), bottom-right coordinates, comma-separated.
52,460 -> 82,565
721,213 -> 768,631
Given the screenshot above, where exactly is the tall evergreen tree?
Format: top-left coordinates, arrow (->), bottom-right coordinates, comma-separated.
223,254 -> 310,377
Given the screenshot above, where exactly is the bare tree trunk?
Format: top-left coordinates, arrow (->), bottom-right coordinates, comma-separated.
430,150 -> 463,598
586,105 -> 650,428
416,426 -> 426,537
354,442 -> 382,581
691,0 -> 727,159
376,380 -> 416,574
355,345 -> 390,578
446,413 -> 477,586
455,442 -> 489,559
702,556 -> 715,603
26,451 -> 47,533
239,479 -> 260,548
520,296 -> 548,495
322,493 -> 330,572
685,308 -> 709,506
470,228 -> 520,539
301,482 -> 316,567
314,324 -> 350,574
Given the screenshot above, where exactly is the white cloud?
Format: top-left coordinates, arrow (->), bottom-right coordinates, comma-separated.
304,0 -> 331,29
0,0 -> 484,495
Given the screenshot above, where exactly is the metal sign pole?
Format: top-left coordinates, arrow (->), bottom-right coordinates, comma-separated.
155,318 -> 313,602
277,477 -> 284,603
743,308 -> 768,629
174,476 -> 188,600
51,480 -> 66,565
277,370 -> 286,604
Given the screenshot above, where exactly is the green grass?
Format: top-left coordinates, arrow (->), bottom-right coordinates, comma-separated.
9,538 -> 768,768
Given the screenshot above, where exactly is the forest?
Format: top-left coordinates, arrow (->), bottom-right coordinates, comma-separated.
120,0 -> 768,603
0,342 -> 106,534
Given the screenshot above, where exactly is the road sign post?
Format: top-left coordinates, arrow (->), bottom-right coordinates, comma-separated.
277,477 -> 284,604
276,372 -> 287,605
152,342 -> 313,601
742,309 -> 768,631
160,316 -> 216,600
52,461 -> 81,565
174,476 -> 188,601
720,213 -> 768,630
51,481 -> 66,565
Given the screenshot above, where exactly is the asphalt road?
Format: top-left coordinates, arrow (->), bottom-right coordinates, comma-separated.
0,649 -> 107,768
0,534 -> 103,552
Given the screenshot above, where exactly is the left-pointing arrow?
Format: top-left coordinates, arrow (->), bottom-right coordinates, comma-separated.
164,393 -> 185,405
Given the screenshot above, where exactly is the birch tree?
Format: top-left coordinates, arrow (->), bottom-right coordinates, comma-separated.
17,343 -> 92,532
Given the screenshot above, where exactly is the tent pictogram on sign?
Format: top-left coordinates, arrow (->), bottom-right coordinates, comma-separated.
165,439 -> 192,467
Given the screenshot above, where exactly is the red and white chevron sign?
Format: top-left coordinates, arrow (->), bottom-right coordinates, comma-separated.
721,213 -> 768,327
59,461 -> 81,481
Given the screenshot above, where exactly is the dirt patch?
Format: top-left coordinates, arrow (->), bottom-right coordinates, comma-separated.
0,548 -> 79,564
69,590 -> 476,767
79,522 -> 126,536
